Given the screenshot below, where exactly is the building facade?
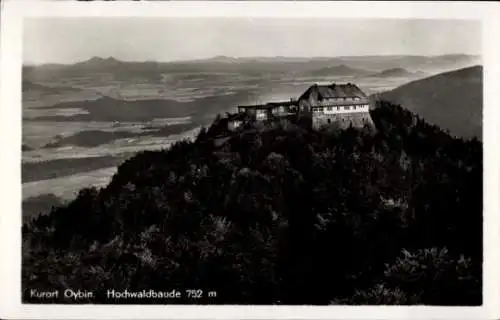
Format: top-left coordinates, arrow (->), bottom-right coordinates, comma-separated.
298,83 -> 374,130
236,83 -> 373,131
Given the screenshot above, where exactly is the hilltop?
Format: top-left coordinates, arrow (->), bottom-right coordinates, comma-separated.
376,65 -> 482,139
23,100 -> 482,305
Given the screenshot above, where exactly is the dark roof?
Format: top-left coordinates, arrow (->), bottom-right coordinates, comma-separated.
267,101 -> 297,107
298,83 -> 369,103
238,100 -> 297,110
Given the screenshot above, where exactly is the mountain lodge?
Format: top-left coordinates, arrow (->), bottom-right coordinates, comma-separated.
298,83 -> 373,130
235,83 -> 373,130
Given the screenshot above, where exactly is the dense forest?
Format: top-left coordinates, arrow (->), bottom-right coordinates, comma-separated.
22,100 -> 482,305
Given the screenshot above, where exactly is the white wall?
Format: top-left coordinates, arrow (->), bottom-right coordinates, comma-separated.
228,120 -> 243,130
256,109 -> 268,120
312,104 -> 370,114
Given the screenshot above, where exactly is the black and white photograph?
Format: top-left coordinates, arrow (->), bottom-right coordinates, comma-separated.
2,1 -> 500,318
19,15 -> 484,305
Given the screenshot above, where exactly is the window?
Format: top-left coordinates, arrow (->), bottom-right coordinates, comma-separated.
326,107 -> 332,111
337,107 -> 340,111
344,106 -> 350,111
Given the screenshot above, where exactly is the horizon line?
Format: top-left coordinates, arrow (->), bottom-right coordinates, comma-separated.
23,52 -> 482,67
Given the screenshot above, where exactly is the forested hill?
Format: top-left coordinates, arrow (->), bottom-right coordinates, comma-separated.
376,65 -> 482,140
23,100 -> 482,305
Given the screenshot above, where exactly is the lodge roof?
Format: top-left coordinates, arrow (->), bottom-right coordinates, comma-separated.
298,83 -> 369,103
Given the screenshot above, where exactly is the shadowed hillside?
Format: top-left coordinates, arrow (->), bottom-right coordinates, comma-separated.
375,65 -> 482,139
22,100 -> 482,305
31,92 -> 255,124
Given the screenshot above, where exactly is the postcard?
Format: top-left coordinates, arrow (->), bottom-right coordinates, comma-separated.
1,1 -> 499,319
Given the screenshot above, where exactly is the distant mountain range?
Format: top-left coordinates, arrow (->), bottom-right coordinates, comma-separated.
23,54 -> 481,79
177,53 -> 480,67
375,65 -> 482,139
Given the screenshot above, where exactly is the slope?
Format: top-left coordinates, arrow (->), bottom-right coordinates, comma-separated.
376,65 -> 482,139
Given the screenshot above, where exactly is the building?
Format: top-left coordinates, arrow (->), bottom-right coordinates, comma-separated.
297,83 -> 374,130
237,100 -> 297,121
235,83 -> 373,131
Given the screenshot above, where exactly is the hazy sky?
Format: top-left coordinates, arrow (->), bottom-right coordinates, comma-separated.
23,18 -> 481,64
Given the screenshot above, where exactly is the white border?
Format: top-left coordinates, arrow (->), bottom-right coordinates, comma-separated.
1,1 -> 500,319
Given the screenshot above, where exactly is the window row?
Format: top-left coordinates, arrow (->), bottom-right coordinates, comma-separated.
312,104 -> 369,112
320,97 -> 362,102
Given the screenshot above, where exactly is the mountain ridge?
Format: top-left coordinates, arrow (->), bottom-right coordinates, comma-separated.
23,54 -> 481,82
23,53 -> 480,68
374,65 -> 482,139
